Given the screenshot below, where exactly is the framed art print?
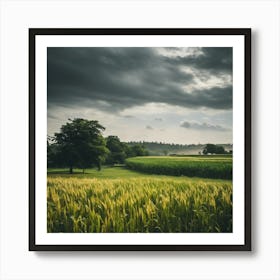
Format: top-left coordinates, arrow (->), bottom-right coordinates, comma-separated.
29,28 -> 251,251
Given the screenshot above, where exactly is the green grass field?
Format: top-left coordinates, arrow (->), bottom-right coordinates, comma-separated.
47,156 -> 232,233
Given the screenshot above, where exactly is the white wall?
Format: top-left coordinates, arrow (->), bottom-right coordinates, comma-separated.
0,0 -> 279,279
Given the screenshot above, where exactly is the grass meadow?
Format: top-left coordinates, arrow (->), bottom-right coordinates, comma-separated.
47,156 -> 233,233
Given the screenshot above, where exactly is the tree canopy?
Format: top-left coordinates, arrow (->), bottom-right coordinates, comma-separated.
105,136 -> 149,164
51,118 -> 109,173
105,136 -> 127,164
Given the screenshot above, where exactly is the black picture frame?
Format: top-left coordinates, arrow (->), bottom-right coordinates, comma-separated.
29,28 -> 251,251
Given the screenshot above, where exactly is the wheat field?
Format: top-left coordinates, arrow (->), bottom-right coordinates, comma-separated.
47,176 -> 232,233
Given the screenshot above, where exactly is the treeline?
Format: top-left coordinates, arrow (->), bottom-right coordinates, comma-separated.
126,141 -> 233,156
47,118 -> 148,173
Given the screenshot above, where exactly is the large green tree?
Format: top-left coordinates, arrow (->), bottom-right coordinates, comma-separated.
54,118 -> 108,173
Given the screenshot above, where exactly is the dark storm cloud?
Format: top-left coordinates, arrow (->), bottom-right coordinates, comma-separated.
163,47 -> 232,73
180,121 -> 228,131
47,47 -> 232,111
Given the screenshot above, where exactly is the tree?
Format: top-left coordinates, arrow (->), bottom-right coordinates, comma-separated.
47,141 -> 61,168
130,144 -> 149,156
123,143 -> 136,158
203,144 -> 226,155
215,145 -> 226,154
54,118 -> 108,173
106,136 -> 127,164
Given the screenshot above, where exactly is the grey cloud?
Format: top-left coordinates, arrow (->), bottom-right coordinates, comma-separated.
180,121 -> 191,128
180,121 -> 228,131
164,47 -> 232,74
146,125 -> 153,130
48,47 -> 232,112
155,117 -> 163,121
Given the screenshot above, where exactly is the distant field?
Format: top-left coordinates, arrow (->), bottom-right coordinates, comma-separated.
125,156 -> 232,179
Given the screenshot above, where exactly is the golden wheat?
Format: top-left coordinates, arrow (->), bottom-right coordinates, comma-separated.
47,176 -> 232,233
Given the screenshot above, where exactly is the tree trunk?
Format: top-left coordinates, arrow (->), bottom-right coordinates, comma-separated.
69,166 -> 73,174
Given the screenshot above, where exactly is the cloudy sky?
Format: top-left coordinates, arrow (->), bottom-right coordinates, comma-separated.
47,47 -> 232,144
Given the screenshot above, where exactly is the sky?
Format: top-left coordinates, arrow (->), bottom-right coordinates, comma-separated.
47,47 -> 232,145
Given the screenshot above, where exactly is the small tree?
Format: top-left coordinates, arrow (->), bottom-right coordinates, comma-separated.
54,118 -> 108,173
203,144 -> 226,155
215,145 -> 226,154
